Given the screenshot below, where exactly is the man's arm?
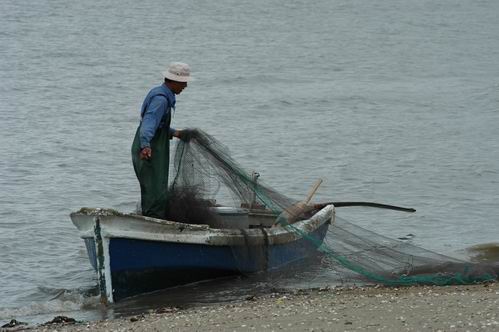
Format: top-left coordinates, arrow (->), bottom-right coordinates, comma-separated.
139,96 -> 167,159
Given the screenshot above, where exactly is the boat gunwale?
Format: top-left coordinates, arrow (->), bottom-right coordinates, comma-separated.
70,205 -> 334,246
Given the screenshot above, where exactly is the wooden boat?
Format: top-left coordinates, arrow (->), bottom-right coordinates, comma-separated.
70,205 -> 334,303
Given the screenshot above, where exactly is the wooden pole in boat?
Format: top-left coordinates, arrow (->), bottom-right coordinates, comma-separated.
303,179 -> 323,206
274,179 -> 323,226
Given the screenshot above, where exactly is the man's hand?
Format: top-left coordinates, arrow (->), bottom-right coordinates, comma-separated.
172,130 -> 182,139
139,147 -> 152,160
173,129 -> 193,142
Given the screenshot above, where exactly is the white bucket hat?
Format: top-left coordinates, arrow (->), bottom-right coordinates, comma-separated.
162,62 -> 193,82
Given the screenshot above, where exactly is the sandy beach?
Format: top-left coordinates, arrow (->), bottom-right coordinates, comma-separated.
16,282 -> 497,332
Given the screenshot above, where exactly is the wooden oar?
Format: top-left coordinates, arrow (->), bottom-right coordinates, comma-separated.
314,201 -> 416,213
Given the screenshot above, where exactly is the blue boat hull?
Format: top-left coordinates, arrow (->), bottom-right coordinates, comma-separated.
84,223 -> 329,301
72,205 -> 335,303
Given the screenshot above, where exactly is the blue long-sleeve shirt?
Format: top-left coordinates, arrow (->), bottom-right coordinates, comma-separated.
139,84 -> 176,149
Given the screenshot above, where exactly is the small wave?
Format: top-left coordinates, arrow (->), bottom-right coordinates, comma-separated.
37,285 -> 99,300
0,288 -> 100,323
466,243 -> 499,263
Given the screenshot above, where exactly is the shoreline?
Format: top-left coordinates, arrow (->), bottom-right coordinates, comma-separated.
20,282 -> 498,331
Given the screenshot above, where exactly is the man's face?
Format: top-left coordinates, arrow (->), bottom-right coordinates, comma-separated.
171,81 -> 188,95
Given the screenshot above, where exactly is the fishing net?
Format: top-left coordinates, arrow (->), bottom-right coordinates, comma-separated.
313,216 -> 497,285
165,128 -> 299,222
164,128 -> 498,286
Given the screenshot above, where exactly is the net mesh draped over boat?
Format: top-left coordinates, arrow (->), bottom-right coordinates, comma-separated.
164,128 -> 498,286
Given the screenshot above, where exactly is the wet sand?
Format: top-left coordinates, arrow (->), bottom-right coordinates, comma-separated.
20,282 -> 498,332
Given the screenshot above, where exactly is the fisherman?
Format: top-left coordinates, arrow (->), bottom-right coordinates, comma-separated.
131,62 -> 193,218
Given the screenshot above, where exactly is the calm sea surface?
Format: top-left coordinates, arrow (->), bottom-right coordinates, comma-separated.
1,0 -> 499,325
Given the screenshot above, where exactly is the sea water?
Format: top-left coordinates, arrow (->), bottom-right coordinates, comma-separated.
1,0 -> 499,325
